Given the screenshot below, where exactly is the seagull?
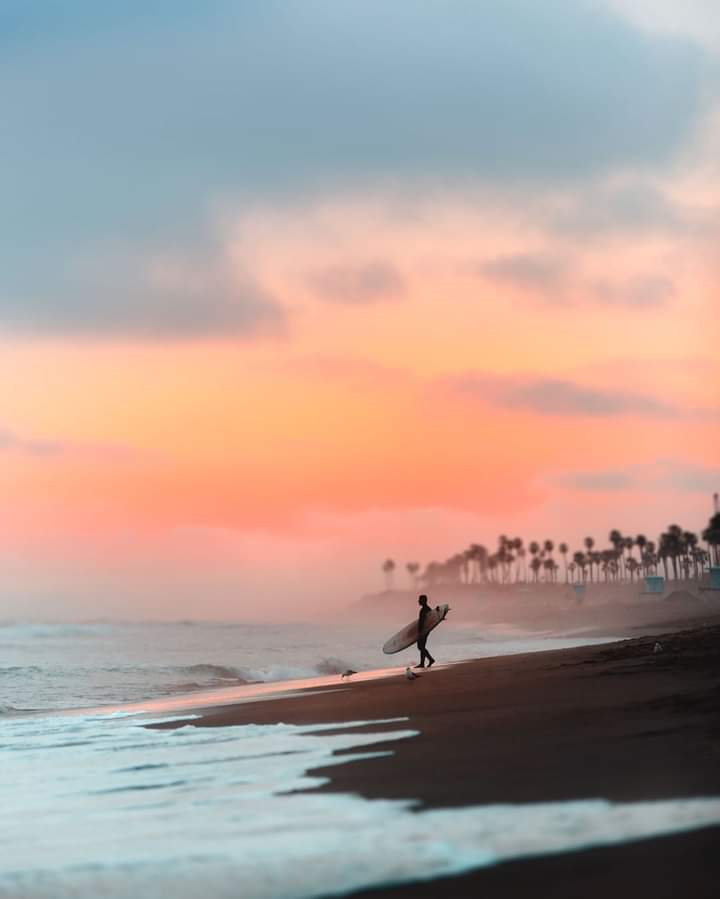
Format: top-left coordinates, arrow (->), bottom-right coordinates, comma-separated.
341,669 -> 357,679
405,666 -> 421,680
653,641 -> 663,654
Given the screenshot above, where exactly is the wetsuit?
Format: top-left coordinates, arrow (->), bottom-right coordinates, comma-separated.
417,604 -> 435,668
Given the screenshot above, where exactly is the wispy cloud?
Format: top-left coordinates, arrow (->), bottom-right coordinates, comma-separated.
0,249 -> 286,340
306,261 -> 404,304
476,249 -> 676,309
0,428 -> 64,456
551,458 -> 720,493
477,253 -> 568,298
588,275 -> 675,307
0,426 -> 146,461
547,182 -> 704,237
453,373 -> 680,418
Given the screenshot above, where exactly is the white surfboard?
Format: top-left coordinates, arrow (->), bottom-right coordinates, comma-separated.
382,604 -> 450,655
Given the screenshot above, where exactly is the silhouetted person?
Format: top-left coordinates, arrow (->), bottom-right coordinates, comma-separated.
415,594 -> 435,668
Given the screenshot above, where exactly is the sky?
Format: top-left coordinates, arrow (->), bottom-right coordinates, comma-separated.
2,0 -> 719,620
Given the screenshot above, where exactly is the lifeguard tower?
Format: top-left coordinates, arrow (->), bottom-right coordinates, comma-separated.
642,575 -> 665,595
700,566 -> 720,593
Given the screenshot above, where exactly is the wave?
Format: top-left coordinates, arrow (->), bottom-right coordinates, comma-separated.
0,622 -> 106,639
148,657 -> 358,697
1,666 -> 43,675
174,663 -> 248,681
314,657 -> 354,675
0,656 -> 362,712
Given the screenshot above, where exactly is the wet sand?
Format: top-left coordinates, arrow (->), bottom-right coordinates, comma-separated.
155,619 -> 720,898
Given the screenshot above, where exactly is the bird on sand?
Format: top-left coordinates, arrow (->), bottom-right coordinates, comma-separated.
405,666 -> 421,680
653,642 -> 663,654
341,669 -> 357,679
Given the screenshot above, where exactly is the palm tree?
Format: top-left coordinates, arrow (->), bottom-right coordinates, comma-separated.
573,550 -> 586,582
626,557 -> 640,582
446,554 -> 464,584
623,536 -> 634,574
406,561 -> 420,588
543,540 -> 555,580
487,554 -> 499,582
529,541 -> 540,574
661,524 -> 684,581
461,549 -> 473,583
476,544 -> 489,582
658,543 -> 671,581
600,549 -> 613,582
584,537 -> 595,581
694,547 -> 709,577
542,558 -> 554,582
609,529 -> 623,557
635,534 -> 647,565
702,513 -> 720,565
645,540 -> 657,574
683,531 -> 698,580
512,537 -> 524,582
466,544 -> 481,583
422,561 -> 441,587
558,542 -> 569,582
613,548 -> 623,582
530,556 -> 542,582
382,559 -> 396,590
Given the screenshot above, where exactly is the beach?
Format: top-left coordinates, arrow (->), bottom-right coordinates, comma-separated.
4,608 -> 720,898
155,616 -> 720,899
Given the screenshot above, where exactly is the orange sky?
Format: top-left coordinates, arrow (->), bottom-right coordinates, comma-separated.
3,185 -> 718,619
2,3 -> 719,619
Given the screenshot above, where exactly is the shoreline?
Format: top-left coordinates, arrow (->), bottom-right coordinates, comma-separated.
49,597 -> 719,720
153,616 -> 720,899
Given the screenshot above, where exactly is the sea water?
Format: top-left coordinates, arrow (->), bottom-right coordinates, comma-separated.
0,618 -> 614,712
1,710 -> 720,899
2,620 -> 719,898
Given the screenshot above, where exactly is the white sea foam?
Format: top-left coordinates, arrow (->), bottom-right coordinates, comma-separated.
0,711 -> 719,899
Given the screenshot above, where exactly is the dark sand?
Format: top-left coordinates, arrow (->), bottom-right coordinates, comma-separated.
155,619 -> 720,898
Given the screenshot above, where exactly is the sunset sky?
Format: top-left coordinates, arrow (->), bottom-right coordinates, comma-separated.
2,1 -> 718,620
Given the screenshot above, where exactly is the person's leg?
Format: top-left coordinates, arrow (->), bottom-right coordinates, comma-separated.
416,636 -> 427,668
424,637 -> 435,667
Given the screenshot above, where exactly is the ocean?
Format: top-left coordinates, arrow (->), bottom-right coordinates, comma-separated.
2,619 -> 719,899
0,617 -> 614,713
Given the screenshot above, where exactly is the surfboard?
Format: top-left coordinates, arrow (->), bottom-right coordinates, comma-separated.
382,604 -> 450,655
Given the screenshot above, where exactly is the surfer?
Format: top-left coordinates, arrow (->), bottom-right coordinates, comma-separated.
415,595 -> 436,669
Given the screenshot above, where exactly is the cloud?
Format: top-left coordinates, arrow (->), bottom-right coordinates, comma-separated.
478,253 -> 568,297
0,426 -> 146,461
601,0 -> 720,52
0,250 -> 286,340
554,470 -> 635,491
552,458 -> 720,493
588,275 -> 675,307
307,261 -> 405,304
0,0 -> 712,276
0,1 -> 714,336
476,248 -> 676,309
0,428 -> 64,456
454,374 -> 679,417
548,183 -> 695,236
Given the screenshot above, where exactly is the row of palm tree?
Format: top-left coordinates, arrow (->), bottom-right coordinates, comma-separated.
381,513 -> 720,589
